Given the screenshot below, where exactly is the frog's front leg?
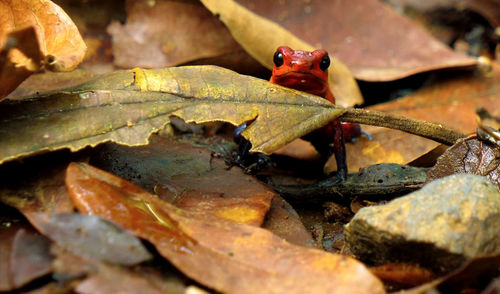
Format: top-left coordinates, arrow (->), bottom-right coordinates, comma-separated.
232,122 -> 273,174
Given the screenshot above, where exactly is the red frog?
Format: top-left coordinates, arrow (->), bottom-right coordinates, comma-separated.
271,46 -> 366,180
234,46 -> 365,180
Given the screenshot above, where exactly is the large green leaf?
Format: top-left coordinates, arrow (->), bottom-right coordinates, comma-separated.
0,65 -> 344,164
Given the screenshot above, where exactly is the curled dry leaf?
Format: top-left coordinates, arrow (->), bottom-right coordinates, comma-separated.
426,136 -> 500,189
65,162 -> 385,294
0,0 -> 86,99
0,66 -> 343,165
199,0 -> 362,107
235,0 -> 477,82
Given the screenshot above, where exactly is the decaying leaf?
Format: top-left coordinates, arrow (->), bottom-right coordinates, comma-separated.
10,228 -> 53,288
235,0 -> 477,82
33,213 -> 152,266
108,0 -> 241,68
426,136 -> 500,189
65,162 -> 385,294
51,245 -> 187,294
0,219 -> 52,291
0,0 -> 86,99
0,66 -> 343,165
386,0 -> 500,27
0,155 -> 74,227
199,0 -> 363,107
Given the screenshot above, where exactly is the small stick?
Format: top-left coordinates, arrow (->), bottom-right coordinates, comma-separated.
338,108 -> 466,145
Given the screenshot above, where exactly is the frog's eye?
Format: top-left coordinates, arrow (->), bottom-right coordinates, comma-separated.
273,50 -> 284,67
319,55 -> 330,71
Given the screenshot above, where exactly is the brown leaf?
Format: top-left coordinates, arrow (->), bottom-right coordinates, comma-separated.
403,252 -> 500,293
336,63 -> 500,173
0,0 -> 86,99
108,0 -> 241,68
0,28 -> 42,99
200,0 -> 363,107
10,228 -> 52,288
263,196 -> 316,248
0,66 -> 343,165
370,263 -> 435,290
0,218 -> 52,291
386,0 -> 500,26
426,136 -> 500,189
90,135 -> 314,246
65,162 -> 385,294
33,213 -> 152,266
236,0 -> 477,82
76,267 -> 164,294
0,156 -> 74,228
51,245 -> 187,294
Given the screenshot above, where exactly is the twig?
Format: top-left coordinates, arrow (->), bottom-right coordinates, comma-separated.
338,108 -> 466,145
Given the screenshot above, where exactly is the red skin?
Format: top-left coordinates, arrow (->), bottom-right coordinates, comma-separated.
270,46 -> 356,178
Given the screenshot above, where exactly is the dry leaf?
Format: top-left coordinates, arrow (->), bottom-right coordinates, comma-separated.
51,245 -> 187,294
386,0 -> 500,26
90,135 -> 315,247
0,27 -> 42,99
65,162 -> 385,294
33,213 -> 153,266
403,252 -> 500,293
370,263 -> 435,290
236,0 -> 477,82
0,220 -> 52,291
0,0 -> 86,99
108,0 -> 241,68
200,0 -> 362,107
426,136 -> 500,189
0,156 -> 74,227
0,66 -> 343,165
91,136 -> 275,226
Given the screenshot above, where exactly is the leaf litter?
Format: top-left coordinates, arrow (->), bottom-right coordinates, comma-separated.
65,162 -> 385,294
1,0 -> 499,292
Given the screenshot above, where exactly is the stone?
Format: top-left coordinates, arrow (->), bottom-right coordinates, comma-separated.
345,174 -> 500,273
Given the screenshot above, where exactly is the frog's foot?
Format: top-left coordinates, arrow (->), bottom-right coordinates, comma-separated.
361,130 -> 374,141
242,153 -> 274,174
230,138 -> 274,174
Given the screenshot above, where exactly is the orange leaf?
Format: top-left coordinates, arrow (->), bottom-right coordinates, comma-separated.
66,162 -> 385,294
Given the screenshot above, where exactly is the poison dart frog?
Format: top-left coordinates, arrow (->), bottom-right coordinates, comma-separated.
235,46 -> 367,180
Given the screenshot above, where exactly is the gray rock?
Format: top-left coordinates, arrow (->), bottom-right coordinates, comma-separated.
345,174 -> 500,273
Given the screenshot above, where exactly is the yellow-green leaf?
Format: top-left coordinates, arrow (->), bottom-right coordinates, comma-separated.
0,65 -> 344,164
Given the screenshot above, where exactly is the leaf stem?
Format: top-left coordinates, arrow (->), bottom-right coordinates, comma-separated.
338,108 -> 466,145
